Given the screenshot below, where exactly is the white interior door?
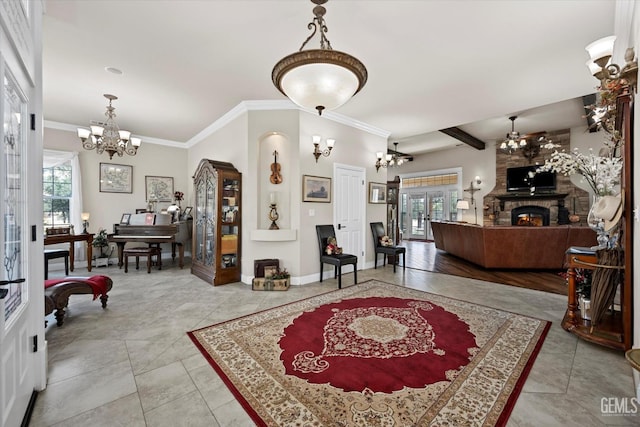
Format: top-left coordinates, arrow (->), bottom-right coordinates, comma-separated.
333,164 -> 365,270
0,3 -> 45,426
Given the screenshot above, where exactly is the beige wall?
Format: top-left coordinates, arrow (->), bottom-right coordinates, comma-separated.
398,124 -> 609,223
44,127 -> 189,235
186,109 -> 388,284
44,110 -> 619,288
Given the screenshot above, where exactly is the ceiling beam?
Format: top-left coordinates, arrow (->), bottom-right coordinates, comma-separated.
439,127 -> 486,150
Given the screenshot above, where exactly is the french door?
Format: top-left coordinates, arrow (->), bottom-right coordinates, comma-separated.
402,190 -> 447,240
406,193 -> 426,239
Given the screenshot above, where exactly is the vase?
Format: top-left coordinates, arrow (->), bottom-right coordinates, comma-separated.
587,195 -> 609,249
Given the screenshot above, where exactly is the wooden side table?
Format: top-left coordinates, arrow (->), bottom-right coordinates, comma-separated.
562,246 -> 626,350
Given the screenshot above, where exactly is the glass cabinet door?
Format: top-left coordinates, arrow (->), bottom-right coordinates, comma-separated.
204,170 -> 216,266
220,177 -> 239,269
194,176 -> 204,263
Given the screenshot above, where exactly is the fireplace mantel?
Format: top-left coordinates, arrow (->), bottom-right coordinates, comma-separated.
495,193 -> 568,210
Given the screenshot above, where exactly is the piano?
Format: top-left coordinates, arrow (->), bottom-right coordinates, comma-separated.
110,221 -> 191,268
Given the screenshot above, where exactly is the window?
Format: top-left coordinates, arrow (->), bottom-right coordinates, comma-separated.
402,173 -> 458,188
43,160 -> 72,228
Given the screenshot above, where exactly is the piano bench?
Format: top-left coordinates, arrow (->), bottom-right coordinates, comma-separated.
44,249 -> 70,280
123,247 -> 162,273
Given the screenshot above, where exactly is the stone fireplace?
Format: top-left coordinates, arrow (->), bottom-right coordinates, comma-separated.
511,205 -> 550,226
482,128 -> 591,226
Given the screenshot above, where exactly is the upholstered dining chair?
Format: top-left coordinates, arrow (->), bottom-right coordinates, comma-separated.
370,222 -> 406,273
315,225 -> 357,289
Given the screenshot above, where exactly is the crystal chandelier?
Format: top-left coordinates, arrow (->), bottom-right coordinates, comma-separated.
500,116 -> 526,154
77,94 -> 141,159
272,0 -> 367,116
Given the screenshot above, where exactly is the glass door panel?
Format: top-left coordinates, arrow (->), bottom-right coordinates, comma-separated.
426,191 -> 444,240
407,193 -> 426,239
2,71 -> 26,321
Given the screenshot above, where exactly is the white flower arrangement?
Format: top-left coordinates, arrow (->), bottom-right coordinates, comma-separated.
537,143 -> 622,196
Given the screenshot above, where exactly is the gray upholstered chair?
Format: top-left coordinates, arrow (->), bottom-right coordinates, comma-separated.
370,222 -> 406,272
315,225 -> 357,289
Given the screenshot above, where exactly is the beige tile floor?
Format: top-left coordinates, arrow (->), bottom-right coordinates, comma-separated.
31,259 -> 637,426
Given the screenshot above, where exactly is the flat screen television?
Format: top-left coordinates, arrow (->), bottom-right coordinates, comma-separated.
506,165 -> 556,192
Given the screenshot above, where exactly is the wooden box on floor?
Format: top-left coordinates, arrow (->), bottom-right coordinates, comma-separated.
252,278 -> 290,291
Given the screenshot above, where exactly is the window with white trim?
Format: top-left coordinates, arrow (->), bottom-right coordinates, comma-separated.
43,160 -> 72,228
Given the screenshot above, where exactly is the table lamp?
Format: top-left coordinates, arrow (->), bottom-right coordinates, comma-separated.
456,200 -> 469,222
81,212 -> 90,234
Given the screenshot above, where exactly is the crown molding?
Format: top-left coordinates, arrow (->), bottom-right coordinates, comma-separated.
43,120 -> 186,148
46,100 -> 392,150
186,100 -> 391,147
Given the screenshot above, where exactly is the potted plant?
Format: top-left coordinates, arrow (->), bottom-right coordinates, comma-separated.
92,228 -> 110,258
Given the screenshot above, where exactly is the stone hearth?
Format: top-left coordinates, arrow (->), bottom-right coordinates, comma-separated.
483,129 -> 590,226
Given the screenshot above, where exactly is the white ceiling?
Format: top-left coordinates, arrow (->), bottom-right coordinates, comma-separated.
42,0 -> 615,155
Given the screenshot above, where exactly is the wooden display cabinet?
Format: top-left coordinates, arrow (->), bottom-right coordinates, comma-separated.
386,176 -> 401,264
387,176 -> 401,245
561,88 -> 633,350
191,159 -> 241,286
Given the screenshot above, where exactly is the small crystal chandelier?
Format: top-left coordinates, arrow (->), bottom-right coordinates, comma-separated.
499,116 -> 526,154
77,94 -> 141,159
272,0 -> 367,116
375,142 -> 408,172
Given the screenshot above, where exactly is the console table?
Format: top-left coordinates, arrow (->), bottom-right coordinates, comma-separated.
44,233 -> 94,273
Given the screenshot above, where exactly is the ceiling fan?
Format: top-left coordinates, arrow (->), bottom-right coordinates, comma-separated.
500,116 -> 547,162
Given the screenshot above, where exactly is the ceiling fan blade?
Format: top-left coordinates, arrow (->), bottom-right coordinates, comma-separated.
520,131 -> 547,139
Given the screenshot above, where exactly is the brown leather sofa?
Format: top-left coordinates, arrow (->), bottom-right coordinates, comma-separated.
431,221 -> 596,269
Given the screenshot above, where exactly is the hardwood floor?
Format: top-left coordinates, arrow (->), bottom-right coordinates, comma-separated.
401,240 -> 567,295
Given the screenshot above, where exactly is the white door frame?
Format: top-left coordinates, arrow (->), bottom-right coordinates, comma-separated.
0,3 -> 46,427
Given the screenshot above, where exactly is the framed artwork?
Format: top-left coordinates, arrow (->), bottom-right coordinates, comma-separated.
303,175 -> 331,203
99,163 -> 133,193
120,213 -> 131,225
369,182 -> 387,204
144,213 -> 155,225
145,175 -> 174,202
135,208 -> 147,214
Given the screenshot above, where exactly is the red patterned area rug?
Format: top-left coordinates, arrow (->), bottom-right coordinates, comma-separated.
188,280 -> 550,426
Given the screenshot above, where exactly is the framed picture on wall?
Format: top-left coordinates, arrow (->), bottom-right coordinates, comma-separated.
145,175 -> 174,202
369,182 -> 387,204
99,163 -> 133,193
302,175 -> 331,203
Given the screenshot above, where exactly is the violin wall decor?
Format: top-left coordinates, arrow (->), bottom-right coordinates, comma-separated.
270,150 -> 282,184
